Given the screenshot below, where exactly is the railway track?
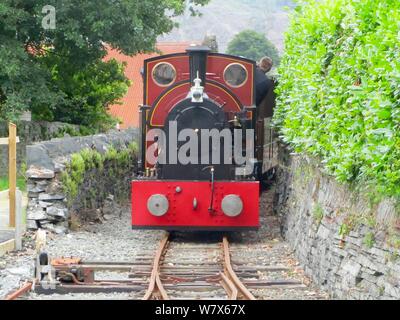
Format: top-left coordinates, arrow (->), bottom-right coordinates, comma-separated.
5,232 -> 307,300
143,233 -> 255,300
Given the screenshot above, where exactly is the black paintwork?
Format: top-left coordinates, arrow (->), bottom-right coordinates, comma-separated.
160,98 -> 234,181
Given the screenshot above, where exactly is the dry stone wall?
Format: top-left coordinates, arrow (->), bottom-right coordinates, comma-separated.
274,145 -> 400,299
26,129 -> 138,234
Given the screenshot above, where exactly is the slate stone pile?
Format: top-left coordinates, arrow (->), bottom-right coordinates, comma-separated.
26,166 -> 68,234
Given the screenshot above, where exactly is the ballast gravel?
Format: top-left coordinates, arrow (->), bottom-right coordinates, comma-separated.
1,187 -> 329,300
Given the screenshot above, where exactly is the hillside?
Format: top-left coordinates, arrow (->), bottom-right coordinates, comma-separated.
158,0 -> 295,53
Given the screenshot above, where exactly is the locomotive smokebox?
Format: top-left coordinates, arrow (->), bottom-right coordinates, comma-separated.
186,45 -> 211,86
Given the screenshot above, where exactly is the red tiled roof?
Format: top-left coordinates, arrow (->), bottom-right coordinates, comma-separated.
105,42 -> 199,129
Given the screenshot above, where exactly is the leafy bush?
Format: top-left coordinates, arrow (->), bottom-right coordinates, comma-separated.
274,0 -> 400,200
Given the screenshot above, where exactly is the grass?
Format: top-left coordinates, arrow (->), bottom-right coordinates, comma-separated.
0,177 -> 27,192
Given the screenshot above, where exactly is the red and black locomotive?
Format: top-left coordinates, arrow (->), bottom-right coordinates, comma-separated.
132,45 -> 274,231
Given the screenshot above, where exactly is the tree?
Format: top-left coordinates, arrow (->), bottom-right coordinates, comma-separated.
0,0 -> 209,129
32,58 -> 131,130
227,30 -> 280,65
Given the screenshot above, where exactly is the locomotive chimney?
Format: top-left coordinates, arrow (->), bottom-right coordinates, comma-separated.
186,45 -> 211,86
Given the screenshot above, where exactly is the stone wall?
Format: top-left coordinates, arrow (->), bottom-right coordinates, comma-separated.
274,144 -> 400,300
26,129 -> 138,234
0,121 -> 80,175
263,117 -> 278,172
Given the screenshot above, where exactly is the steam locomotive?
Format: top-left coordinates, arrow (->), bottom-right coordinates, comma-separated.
132,45 -> 276,231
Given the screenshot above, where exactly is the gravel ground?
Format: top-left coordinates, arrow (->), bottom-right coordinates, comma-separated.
0,186 -> 329,300
0,207 -> 164,300
0,253 -> 33,299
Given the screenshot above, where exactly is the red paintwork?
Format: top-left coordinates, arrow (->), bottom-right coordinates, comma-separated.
132,180 -> 259,229
207,55 -> 254,106
148,83 -> 191,127
149,81 -> 243,127
144,54 -> 255,127
145,54 -> 190,106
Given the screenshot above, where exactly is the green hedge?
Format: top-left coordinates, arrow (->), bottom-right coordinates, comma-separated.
274,0 -> 400,200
